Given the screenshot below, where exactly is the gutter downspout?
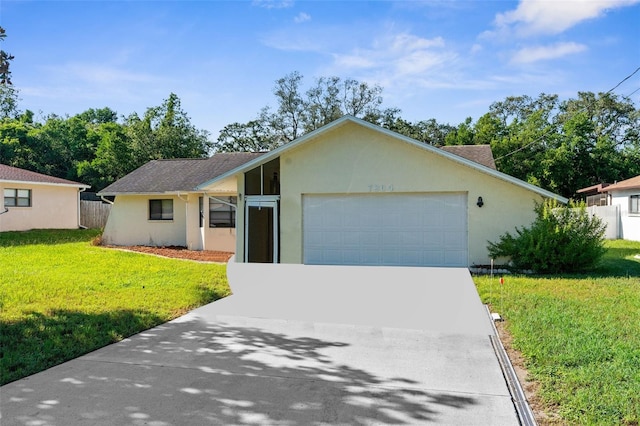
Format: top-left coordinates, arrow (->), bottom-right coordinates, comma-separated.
78,187 -> 88,229
0,207 -> 8,234
100,195 -> 114,205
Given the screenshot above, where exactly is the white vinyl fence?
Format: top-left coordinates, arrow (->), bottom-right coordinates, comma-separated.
80,200 -> 111,229
587,205 -> 620,240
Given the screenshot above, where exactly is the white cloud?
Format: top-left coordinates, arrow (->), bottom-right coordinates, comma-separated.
294,12 -> 310,23
511,42 -> 587,64
334,33 -> 451,76
495,0 -> 640,36
252,0 -> 294,9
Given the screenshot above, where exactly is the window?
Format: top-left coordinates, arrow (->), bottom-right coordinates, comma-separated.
631,195 -> 640,214
209,196 -> 236,228
149,199 -> 173,220
4,188 -> 31,207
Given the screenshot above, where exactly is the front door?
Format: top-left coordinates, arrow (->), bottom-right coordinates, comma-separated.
245,197 -> 279,263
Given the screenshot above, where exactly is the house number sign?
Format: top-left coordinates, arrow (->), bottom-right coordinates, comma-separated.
368,184 -> 394,192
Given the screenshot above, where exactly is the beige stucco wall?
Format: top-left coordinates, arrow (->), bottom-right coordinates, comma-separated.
237,121 -> 546,266
102,194 -> 187,247
0,182 -> 81,232
102,192 -> 238,251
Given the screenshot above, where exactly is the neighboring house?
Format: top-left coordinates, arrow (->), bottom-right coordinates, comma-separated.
193,116 -> 566,267
605,175 -> 640,241
0,164 -> 90,232
577,176 -> 640,241
576,183 -> 611,207
98,153 -> 263,251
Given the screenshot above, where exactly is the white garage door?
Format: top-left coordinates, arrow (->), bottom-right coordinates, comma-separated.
303,193 -> 468,267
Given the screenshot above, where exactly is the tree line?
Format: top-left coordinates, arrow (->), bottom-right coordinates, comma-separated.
0,94 -> 212,191
1,77 -> 638,197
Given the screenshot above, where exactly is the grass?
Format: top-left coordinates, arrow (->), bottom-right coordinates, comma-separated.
0,229 -> 231,385
475,240 -> 640,425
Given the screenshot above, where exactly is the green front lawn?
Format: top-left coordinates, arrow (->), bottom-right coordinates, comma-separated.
474,240 -> 640,425
0,229 -> 230,385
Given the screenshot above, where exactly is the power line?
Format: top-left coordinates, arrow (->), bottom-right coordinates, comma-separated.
606,66 -> 640,94
494,67 -> 640,163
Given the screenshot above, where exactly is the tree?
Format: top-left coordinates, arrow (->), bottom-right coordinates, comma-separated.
215,120 -> 281,153
0,26 -> 14,85
0,27 -> 18,119
371,111 -> 454,146
444,117 -> 475,145
304,76 -> 343,132
75,107 -> 118,125
0,84 -> 19,119
126,93 -> 212,166
264,71 -> 306,142
76,122 -> 133,191
0,118 -> 35,168
475,91 -> 640,198
342,78 -> 383,117
215,72 -> 390,151
27,114 -> 100,180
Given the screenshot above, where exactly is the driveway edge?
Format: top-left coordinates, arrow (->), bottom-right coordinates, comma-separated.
486,305 -> 537,426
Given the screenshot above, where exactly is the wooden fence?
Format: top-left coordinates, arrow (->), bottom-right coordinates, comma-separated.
80,200 -> 111,229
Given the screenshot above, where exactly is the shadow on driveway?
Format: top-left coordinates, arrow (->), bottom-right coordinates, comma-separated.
4,314 -> 481,425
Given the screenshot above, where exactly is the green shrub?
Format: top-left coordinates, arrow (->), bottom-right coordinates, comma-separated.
487,199 -> 607,273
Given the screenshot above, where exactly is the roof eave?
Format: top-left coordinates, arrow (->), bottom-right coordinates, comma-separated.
97,191 -> 182,196
607,185 -> 640,192
0,179 -> 90,189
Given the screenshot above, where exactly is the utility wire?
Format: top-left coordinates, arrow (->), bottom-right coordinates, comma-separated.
494,67 -> 640,163
606,66 -> 640,94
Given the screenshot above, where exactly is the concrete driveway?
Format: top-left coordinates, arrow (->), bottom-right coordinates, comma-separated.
1,263 -> 519,425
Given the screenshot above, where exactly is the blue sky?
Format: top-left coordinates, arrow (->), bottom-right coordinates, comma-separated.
3,0 -> 639,138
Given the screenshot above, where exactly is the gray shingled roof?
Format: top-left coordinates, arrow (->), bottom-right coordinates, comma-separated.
99,153 -> 264,195
0,164 -> 90,187
440,145 -> 497,170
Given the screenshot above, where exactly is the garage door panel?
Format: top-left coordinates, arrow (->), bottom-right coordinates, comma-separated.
423,250 -> 445,266
343,231 -> 361,246
423,232 -> 444,248
445,250 -> 467,266
303,194 -> 468,267
359,230 -> 381,246
445,231 -> 467,248
399,231 -> 422,246
360,250 -> 380,265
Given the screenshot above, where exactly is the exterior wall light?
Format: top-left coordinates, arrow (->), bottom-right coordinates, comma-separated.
476,196 -> 484,208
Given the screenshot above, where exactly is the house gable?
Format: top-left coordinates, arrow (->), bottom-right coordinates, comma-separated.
200,116 -> 566,203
